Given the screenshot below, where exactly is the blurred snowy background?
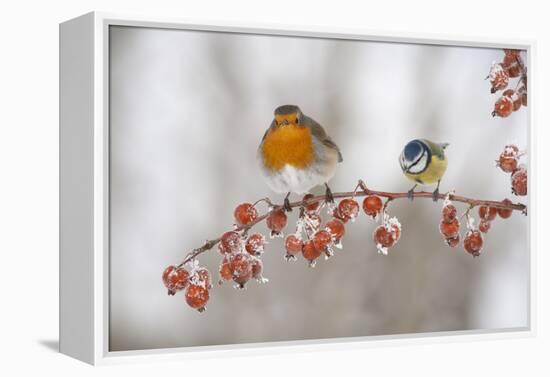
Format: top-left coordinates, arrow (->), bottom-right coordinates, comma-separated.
109,26 -> 528,351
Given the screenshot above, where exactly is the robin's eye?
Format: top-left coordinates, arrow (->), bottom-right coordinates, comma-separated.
295,118 -> 299,123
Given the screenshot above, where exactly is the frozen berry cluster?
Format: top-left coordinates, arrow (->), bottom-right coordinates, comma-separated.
439,196 -> 515,257
285,195 -> 353,267
283,194 -> 401,266
162,263 -> 212,312
163,178 -> 525,311
488,49 -> 527,118
496,145 -> 527,196
218,203 -> 268,289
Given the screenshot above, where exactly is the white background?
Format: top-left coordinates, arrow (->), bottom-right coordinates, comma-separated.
0,0 -> 548,375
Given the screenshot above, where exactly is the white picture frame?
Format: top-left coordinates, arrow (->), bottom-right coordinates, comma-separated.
59,11 -> 536,365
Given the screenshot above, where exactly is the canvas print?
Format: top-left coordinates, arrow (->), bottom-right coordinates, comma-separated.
108,25 -> 529,352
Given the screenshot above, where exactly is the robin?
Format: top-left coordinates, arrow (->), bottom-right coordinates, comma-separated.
258,105 -> 343,211
399,138 -> 449,201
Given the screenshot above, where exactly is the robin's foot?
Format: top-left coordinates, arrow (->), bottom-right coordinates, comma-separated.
325,183 -> 334,203
283,192 -> 292,212
407,184 -> 417,201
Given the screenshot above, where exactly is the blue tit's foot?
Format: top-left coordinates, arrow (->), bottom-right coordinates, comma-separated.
432,188 -> 439,202
407,184 -> 417,201
325,183 -> 335,203
283,192 -> 293,212
432,180 -> 441,202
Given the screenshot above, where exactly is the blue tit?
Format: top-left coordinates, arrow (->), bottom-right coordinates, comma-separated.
399,139 -> 449,201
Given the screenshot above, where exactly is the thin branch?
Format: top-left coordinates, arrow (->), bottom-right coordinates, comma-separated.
176,180 -> 527,266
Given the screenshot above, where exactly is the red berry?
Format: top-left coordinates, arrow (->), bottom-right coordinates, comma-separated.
498,157 -> 518,173
497,145 -> 519,173
493,95 -> 514,117
439,218 -> 460,238
332,207 -> 349,223
337,199 -> 360,222
478,220 -> 491,233
502,51 -> 522,77
266,209 -> 287,234
505,63 -> 522,78
193,267 -> 212,289
219,231 -> 242,255
302,240 -> 322,265
441,204 -> 457,223
479,206 -> 497,221
488,63 -> 509,93
362,195 -> 383,218
234,203 -> 258,226
285,234 -> 303,256
245,233 -> 266,256
503,89 -> 522,111
497,199 -> 513,219
219,257 -> 233,281
325,219 -> 345,241
250,257 -> 263,279
302,193 -> 320,213
373,226 -> 396,248
185,284 -> 210,311
511,167 -> 527,196
312,230 -> 332,252
445,235 -> 460,248
464,230 -> 484,257
162,265 -> 190,294
230,253 -> 253,287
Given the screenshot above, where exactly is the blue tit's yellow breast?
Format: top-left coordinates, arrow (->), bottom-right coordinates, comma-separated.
405,155 -> 448,185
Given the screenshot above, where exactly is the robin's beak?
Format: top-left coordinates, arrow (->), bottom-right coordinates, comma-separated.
282,119 -> 289,126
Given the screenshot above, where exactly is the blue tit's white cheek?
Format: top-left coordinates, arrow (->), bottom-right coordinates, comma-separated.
408,153 -> 428,174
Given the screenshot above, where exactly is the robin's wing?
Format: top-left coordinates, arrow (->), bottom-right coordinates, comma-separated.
306,116 -> 343,163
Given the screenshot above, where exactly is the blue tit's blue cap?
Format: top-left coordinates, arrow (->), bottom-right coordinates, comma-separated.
404,140 -> 422,161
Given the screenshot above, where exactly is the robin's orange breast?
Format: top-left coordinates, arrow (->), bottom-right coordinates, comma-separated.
261,125 -> 315,171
